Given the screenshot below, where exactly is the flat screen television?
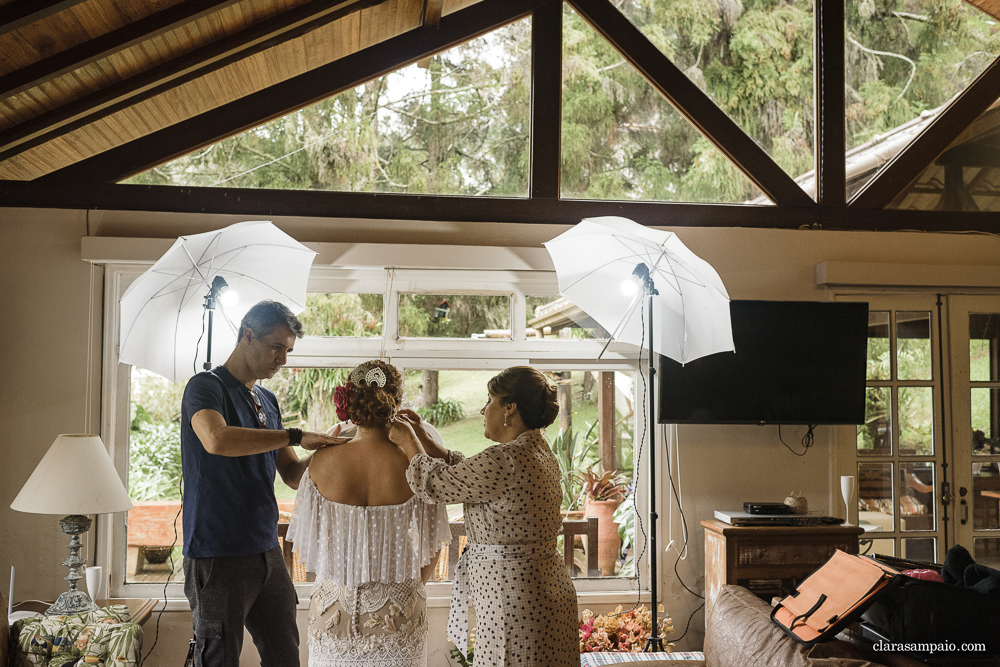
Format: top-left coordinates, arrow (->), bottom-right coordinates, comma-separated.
657,300 -> 869,425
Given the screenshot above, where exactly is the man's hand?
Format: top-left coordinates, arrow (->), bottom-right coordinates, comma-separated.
300,430 -> 351,451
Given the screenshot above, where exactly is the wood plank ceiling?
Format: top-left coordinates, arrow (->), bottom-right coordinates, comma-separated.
1,0 -> 1000,232
0,0 -> 485,180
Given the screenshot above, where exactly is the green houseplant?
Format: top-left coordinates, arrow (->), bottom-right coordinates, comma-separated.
576,467 -> 630,575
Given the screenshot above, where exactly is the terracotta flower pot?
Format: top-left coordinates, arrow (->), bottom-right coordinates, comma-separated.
585,497 -> 623,576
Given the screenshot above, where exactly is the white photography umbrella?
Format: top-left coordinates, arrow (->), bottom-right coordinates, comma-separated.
119,220 -> 316,383
542,215 -> 734,364
543,215 -> 734,652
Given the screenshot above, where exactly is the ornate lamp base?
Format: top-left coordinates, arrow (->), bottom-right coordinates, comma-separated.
45,514 -> 98,616
48,589 -> 98,616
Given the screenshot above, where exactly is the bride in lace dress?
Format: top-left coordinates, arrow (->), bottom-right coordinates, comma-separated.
286,360 -> 451,667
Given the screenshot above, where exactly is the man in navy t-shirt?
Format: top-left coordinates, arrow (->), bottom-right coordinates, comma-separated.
181,300 -> 346,667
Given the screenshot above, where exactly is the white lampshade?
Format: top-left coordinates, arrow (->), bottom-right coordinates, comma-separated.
10,434 -> 133,515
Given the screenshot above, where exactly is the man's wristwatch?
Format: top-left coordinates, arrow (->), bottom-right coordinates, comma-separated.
286,427 -> 303,446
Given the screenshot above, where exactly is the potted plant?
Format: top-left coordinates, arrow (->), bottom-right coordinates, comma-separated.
576,467 -> 630,575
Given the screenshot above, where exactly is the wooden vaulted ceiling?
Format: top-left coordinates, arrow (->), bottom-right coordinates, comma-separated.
0,0 -> 474,180
2,0 -> 1000,232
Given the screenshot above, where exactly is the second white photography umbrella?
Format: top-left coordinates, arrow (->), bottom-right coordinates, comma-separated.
543,215 -> 734,651
119,220 -> 316,383
543,216 -> 734,364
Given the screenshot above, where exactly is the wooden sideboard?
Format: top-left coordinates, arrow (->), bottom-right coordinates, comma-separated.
702,518 -> 864,611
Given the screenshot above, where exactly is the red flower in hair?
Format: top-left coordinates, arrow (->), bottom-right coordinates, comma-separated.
334,382 -> 355,422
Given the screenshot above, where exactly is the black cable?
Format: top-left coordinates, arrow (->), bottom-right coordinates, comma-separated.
611,298 -> 648,618
140,483 -> 183,665
193,313 -> 207,377
670,602 -> 705,644
777,424 -> 815,457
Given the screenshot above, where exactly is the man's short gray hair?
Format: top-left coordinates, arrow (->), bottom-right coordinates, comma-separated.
238,300 -> 304,340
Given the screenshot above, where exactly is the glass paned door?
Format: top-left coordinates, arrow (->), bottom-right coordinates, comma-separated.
840,295 -> 946,563
949,297 -> 1000,569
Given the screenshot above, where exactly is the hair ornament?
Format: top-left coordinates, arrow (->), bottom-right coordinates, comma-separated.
350,365 -> 387,388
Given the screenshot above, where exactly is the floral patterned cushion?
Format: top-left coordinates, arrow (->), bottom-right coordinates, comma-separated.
12,605 -> 142,667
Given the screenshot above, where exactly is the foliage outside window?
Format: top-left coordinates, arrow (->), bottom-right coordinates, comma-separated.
397,294 -> 511,338
299,293 -> 383,337
605,0 -> 815,201
124,22 -> 531,196
121,0 -> 999,207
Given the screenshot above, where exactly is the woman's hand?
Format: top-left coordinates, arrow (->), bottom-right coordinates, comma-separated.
396,409 -> 450,460
389,413 -> 426,461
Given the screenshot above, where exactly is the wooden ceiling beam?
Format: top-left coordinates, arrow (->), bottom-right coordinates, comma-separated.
0,0 -> 386,160
850,54 -> 1000,209
528,2 -> 562,199
35,0 -> 556,185
0,0 -> 246,100
964,0 -> 1000,22
0,0 -> 89,37
5,179 -> 1000,233
421,0 -> 444,27
566,0 -> 814,208
814,0 -> 845,207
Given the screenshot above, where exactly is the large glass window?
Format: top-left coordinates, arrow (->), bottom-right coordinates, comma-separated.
116,273 -> 642,594
126,369 -> 185,584
124,21 -> 531,195
846,0 -> 1000,199
561,7 -> 767,204
618,0 -> 815,183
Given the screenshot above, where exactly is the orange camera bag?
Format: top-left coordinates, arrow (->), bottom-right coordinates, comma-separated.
770,549 -> 899,646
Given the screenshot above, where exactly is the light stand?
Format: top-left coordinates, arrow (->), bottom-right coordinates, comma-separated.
633,263 -> 665,653
202,276 -> 228,371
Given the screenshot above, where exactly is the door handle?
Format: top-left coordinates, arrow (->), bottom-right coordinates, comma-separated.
960,499 -> 969,525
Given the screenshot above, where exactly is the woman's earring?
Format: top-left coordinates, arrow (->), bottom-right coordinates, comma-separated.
504,413 -> 508,427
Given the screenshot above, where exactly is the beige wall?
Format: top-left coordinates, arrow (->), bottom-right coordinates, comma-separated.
3,206 -> 999,665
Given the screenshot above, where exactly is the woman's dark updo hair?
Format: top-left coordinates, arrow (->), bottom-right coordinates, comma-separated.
345,360 -> 403,429
487,366 -> 559,429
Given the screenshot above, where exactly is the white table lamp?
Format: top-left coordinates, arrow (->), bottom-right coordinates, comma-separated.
10,434 -> 133,615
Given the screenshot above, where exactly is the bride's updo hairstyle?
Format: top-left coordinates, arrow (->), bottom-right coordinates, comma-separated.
487,366 -> 559,429
345,360 -> 403,429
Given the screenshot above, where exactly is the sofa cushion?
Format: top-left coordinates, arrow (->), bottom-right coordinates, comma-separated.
11,605 -> 142,667
705,586 -> 885,667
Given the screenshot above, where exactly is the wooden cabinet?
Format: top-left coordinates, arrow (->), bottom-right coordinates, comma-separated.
702,519 -> 864,611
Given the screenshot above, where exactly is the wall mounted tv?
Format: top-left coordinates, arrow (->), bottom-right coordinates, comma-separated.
657,300 -> 869,425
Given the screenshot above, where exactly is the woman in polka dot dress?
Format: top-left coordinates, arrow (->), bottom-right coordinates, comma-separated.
391,366 -> 579,667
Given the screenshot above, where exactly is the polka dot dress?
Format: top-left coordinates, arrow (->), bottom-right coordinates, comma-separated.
406,430 -> 579,667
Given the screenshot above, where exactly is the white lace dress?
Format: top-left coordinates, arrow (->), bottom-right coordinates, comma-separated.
287,468 -> 451,667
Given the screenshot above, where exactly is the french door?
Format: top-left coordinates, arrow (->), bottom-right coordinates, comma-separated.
837,294 -> 947,563
948,296 -> 1000,569
837,293 -> 1000,566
